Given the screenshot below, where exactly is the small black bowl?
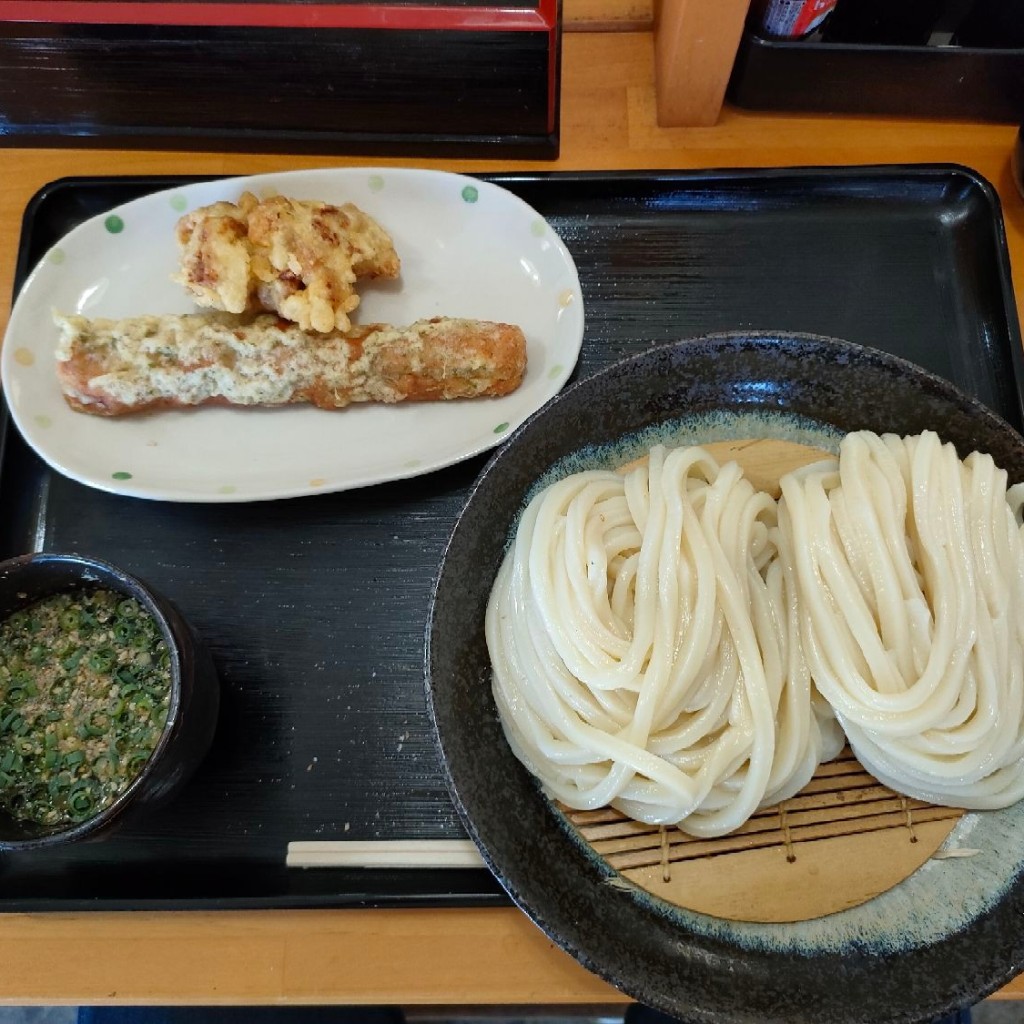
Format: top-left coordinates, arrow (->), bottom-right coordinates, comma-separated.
0,552 -> 219,850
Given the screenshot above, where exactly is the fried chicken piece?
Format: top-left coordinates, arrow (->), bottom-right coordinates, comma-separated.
54,311 -> 526,417
172,200 -> 253,315
173,192 -> 401,333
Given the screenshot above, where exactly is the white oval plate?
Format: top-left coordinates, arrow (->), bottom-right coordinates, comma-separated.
1,168 -> 584,503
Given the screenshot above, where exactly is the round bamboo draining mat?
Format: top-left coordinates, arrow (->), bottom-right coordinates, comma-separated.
562,437 -> 964,925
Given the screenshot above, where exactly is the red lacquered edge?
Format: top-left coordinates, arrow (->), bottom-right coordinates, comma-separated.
545,0 -> 559,132
0,0 -> 556,30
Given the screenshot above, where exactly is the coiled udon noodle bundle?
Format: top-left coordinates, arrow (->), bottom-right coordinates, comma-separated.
486,429 -> 1024,837
485,444 -> 843,838
779,430 -> 1024,810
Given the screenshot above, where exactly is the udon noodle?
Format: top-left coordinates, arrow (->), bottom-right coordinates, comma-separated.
485,444 -> 843,838
779,430 -> 1024,810
486,429 -> 1024,835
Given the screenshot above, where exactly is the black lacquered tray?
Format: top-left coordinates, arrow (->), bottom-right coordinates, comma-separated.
0,165 -> 1021,911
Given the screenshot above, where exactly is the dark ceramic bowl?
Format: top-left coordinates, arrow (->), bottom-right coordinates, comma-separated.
0,552 -> 219,850
426,332 -> 1024,1024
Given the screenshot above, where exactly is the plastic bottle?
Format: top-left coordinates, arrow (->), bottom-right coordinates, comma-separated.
752,0 -> 839,39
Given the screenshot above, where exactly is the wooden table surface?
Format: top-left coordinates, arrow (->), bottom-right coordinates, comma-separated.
2,25 -> 1024,1009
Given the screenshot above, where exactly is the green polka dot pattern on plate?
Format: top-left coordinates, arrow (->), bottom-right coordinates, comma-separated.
403,459 -> 421,469
493,422 -> 509,434
461,185 -> 479,204
48,248 -> 66,265
169,194 -> 188,212
104,215 -> 125,234
33,414 -> 52,428
111,470 -> 132,480
548,364 -> 564,379
531,220 -> 546,237
217,485 -> 237,495
368,175 -> 385,193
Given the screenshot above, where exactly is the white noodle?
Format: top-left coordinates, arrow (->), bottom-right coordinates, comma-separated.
779,430 -> 1024,810
488,430 -> 1024,835
485,445 -> 843,838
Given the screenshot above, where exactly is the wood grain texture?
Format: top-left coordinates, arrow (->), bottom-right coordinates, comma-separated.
1,22 -> 1024,1007
653,0 -> 752,126
624,818 -> 961,923
566,0 -> 653,31
0,908 -> 624,1005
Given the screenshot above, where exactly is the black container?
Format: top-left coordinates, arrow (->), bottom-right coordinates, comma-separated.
955,0 -> 1024,49
821,0 -> 947,46
0,552 -> 220,850
729,27 -> 1024,122
0,0 -> 561,158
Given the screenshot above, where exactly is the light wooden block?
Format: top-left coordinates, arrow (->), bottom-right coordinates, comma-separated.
654,0 -> 753,126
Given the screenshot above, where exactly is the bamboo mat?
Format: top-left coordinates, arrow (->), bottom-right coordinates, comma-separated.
563,749 -> 963,922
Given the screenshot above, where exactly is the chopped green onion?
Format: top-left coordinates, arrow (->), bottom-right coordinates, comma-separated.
0,588 -> 171,828
61,648 -> 84,672
88,648 -> 116,673
115,667 -> 138,688
112,622 -> 134,644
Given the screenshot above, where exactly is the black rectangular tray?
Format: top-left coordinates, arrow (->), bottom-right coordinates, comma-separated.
0,165 -> 1021,911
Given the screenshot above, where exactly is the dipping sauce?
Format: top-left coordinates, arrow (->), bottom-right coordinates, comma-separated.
0,588 -> 172,827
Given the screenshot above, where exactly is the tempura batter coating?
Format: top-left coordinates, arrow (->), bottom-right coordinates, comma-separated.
54,311 -> 526,417
173,192 -> 401,333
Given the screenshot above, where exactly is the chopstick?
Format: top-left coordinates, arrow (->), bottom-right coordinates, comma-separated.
286,839 -> 486,869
